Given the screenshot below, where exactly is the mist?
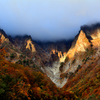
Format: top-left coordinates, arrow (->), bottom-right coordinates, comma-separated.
0,0 -> 100,41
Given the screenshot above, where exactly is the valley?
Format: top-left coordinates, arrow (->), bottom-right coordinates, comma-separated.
1,23 -> 100,99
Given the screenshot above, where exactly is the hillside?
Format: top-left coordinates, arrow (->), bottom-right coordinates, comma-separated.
0,47 -> 77,100
1,23 -> 100,99
61,23 -> 100,99
0,29 -> 73,87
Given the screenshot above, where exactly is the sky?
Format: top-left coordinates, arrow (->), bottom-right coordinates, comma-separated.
0,0 -> 100,41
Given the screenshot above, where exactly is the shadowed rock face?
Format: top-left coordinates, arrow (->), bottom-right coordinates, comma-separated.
81,23 -> 100,34
0,29 -> 8,38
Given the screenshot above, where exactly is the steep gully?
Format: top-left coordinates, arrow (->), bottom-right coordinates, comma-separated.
42,23 -> 100,87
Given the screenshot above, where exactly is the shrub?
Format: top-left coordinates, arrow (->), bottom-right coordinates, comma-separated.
16,60 -> 22,64
10,53 -> 15,60
65,56 -> 69,63
72,59 -> 76,64
59,62 -> 64,72
68,72 -> 74,78
77,65 -> 81,70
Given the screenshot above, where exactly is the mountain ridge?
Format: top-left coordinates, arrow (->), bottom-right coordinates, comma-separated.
1,23 -> 100,88
1,23 -> 100,99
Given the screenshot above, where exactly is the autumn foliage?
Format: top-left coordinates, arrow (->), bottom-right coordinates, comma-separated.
63,54 -> 100,100
0,48 -> 77,100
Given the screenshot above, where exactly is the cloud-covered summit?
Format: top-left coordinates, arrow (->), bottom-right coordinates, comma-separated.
0,0 -> 100,41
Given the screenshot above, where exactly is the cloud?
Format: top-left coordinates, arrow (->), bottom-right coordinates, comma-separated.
0,0 -> 100,41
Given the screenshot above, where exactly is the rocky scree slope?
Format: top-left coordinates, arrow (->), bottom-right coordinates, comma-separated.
44,23 -> 100,88
58,23 -> 100,88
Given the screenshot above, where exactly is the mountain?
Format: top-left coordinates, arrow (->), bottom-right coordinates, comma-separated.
60,23 -> 100,99
0,29 -> 77,100
0,29 -> 73,87
1,23 -> 100,99
0,47 -> 78,100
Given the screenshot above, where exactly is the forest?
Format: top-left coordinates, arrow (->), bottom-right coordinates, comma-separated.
0,48 -> 78,100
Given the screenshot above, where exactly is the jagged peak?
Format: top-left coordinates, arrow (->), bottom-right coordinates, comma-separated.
75,30 -> 91,51
77,30 -> 89,42
14,34 -> 32,41
23,35 -> 32,40
66,29 -> 91,60
80,23 -> 100,40
0,29 -> 8,38
81,23 -> 100,35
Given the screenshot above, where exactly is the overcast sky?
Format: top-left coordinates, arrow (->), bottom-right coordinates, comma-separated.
0,0 -> 100,41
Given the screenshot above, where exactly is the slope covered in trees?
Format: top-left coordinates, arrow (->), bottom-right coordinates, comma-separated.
63,48 -> 100,100
0,48 -> 78,100
1,23 -> 100,100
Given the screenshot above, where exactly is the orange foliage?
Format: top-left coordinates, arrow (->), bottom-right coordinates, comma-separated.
0,47 -> 78,100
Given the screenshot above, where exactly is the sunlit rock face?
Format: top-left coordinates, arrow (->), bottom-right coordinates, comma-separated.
62,30 -> 91,73
50,49 -> 67,62
26,39 -> 36,52
91,29 -> 100,39
0,30 -> 9,43
75,30 -> 91,52
66,30 -> 91,58
0,33 -> 9,43
90,29 -> 100,49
